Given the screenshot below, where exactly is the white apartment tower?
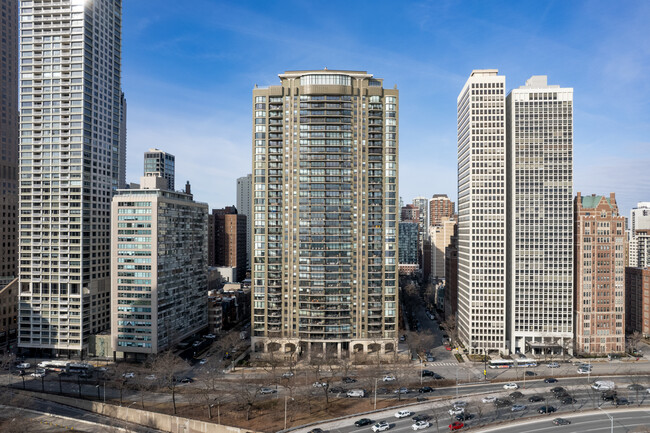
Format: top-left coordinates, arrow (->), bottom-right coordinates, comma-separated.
236,174 -> 252,270
629,202 -> 650,267
457,70 -> 507,354
18,0 -> 124,356
507,76 -> 574,355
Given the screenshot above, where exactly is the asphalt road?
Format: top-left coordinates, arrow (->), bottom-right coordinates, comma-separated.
476,409 -> 650,433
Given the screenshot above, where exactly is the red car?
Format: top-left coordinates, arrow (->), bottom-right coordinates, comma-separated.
445,345 -> 452,351
449,421 -> 464,430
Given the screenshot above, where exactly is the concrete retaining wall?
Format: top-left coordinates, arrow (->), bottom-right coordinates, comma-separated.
17,390 -> 259,433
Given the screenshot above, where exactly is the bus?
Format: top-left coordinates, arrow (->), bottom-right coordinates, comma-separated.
489,360 -> 514,369
515,359 -> 537,367
66,363 -> 94,374
37,360 -> 69,372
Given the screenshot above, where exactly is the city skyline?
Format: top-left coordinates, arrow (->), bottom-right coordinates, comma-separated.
120,0 -> 650,215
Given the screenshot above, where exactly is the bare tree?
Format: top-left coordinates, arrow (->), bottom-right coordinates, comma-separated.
441,314 -> 459,348
629,331 -> 643,355
150,350 -> 188,415
430,405 -> 442,433
232,370 -> 262,421
109,362 -> 134,406
0,352 -> 16,371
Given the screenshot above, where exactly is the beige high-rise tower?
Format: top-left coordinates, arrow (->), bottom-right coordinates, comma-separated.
251,70 -> 399,358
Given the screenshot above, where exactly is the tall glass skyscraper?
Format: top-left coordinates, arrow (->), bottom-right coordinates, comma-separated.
18,0 -> 125,357
251,70 -> 398,358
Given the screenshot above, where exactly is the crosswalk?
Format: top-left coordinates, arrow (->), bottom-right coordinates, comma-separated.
426,362 -> 458,367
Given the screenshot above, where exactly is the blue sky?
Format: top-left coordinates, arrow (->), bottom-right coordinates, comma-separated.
121,0 -> 650,217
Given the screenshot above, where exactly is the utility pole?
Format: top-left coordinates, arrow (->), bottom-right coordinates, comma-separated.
374,377 -> 378,410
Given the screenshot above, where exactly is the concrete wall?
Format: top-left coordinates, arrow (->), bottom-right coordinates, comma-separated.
17,390 -> 259,433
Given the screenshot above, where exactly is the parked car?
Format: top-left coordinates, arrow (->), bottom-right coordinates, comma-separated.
525,371 -> 537,377
452,401 -> 468,408
449,422 -> 464,431
547,362 -> 560,368
342,376 -> 357,383
544,378 -> 559,383
528,395 -> 543,402
122,372 -> 135,379
145,374 -> 157,380
511,404 -> 527,412
494,398 -> 512,407
628,384 -> 644,391
203,333 -> 216,339
282,371 -> 294,378
482,396 -> 496,403
30,372 -> 45,378
510,391 -> 523,399
426,354 -> 435,362
550,387 -> 565,394
383,375 -> 396,382
577,367 -> 590,374
16,363 -> 31,369
180,377 -> 193,383
503,383 -> 518,390
312,381 -> 327,388
395,410 -> 413,418
372,421 -> 390,432
419,386 -> 434,393
538,406 -> 556,414
561,397 -> 577,405
260,387 -> 277,394
393,387 -> 409,394
552,418 -> 571,426
412,421 -> 430,430
422,370 -> 435,377
199,358 -> 208,365
354,418 -> 373,427
329,386 -> 345,394
601,391 -> 617,401
455,413 -> 473,421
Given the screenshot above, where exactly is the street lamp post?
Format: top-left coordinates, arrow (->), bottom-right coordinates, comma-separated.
483,348 -> 488,381
374,378 -> 378,410
420,355 -> 424,385
597,406 -> 613,433
284,395 -> 295,430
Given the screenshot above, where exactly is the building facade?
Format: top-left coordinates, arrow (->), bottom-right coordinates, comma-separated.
251,70 -> 399,358
236,174 -> 252,270
18,0 -> 124,356
635,231 -> 650,268
626,267 -> 650,338
444,225 -> 459,321
399,222 -> 419,275
0,278 -> 18,352
507,76 -> 574,355
430,218 -> 456,281
629,203 -> 650,267
400,204 -> 419,223
144,148 -> 175,191
574,193 -> 626,354
457,69 -> 507,354
111,176 -> 208,358
1,0 -> 19,285
429,194 -> 454,227
211,206 -> 247,282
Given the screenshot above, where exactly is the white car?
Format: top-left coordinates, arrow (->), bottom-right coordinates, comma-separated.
547,362 -> 560,368
448,407 -> 465,416
412,421 -> 430,430
30,372 -> 45,378
503,383 -> 518,390
199,358 -> 208,365
312,381 -> 327,388
482,396 -> 496,403
203,333 -> 216,339
372,421 -> 390,432
577,368 -> 590,374
383,374 -> 396,382
260,387 -> 277,394
452,400 -> 468,408
282,371 -> 294,378
395,409 -> 412,418
145,374 -> 157,380
122,372 -> 135,379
